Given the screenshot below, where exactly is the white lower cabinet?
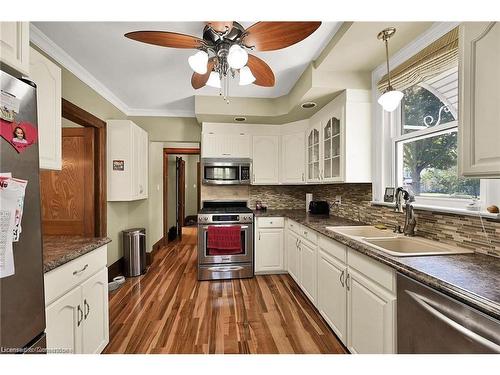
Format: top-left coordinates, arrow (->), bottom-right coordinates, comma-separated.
256,229 -> 285,273
44,246 -> 109,354
317,249 -> 347,344
298,239 -> 317,305
45,286 -> 83,354
346,267 -> 396,354
286,229 -> 300,283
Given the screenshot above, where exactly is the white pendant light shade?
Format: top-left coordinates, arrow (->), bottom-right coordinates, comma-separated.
239,66 -> 256,86
227,44 -> 248,69
188,51 -> 208,74
206,71 -> 221,88
378,89 -> 404,112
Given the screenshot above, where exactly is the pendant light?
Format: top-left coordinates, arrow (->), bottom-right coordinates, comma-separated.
377,27 -> 403,112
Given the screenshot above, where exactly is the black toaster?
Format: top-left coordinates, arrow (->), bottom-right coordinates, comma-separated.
309,200 -> 330,215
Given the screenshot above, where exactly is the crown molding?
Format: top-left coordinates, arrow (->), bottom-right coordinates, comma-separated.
29,24 -> 196,118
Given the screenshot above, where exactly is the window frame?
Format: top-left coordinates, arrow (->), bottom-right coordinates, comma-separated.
371,22 -> 490,212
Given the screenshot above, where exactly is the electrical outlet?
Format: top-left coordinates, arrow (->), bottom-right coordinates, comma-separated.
334,195 -> 342,205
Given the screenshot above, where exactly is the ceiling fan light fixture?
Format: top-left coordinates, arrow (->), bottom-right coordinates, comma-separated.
227,44 -> 248,69
239,66 -> 256,86
378,88 -> 404,112
377,27 -> 403,112
188,50 -> 209,74
206,71 -> 221,88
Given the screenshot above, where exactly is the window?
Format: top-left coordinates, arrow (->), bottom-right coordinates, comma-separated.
394,67 -> 480,204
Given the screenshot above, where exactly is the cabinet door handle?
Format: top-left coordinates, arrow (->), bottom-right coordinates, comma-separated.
346,273 -> 351,291
340,270 -> 345,287
73,264 -> 88,276
84,299 -> 90,320
258,232 -> 261,241
302,172 -> 304,181
77,305 -> 83,327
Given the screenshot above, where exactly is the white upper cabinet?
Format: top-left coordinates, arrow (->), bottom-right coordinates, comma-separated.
252,135 -> 280,184
306,123 -> 321,182
202,126 -> 250,158
107,120 -> 149,201
0,22 -> 29,75
459,22 -> 500,178
281,131 -> 305,184
29,47 -> 62,170
308,90 -> 372,183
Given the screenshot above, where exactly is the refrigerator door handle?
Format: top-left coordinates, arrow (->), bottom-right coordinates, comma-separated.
77,305 -> 83,327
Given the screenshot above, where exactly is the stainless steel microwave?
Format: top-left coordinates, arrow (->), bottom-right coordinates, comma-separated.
201,158 -> 252,185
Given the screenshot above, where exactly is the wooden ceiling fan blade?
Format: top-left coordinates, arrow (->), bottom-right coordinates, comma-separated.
243,22 -> 322,51
191,58 -> 216,89
247,54 -> 275,87
206,21 -> 234,33
125,31 -> 203,49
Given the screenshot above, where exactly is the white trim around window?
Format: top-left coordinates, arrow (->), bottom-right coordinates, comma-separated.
370,21 -> 500,215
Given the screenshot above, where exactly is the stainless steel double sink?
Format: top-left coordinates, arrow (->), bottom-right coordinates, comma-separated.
326,226 -> 473,257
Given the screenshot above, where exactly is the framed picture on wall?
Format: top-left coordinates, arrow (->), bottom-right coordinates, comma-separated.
384,187 -> 395,203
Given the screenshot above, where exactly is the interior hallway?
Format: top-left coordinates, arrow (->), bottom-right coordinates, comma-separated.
104,227 -> 347,354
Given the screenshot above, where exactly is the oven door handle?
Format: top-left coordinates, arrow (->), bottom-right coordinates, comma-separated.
208,265 -> 245,272
200,225 -> 250,230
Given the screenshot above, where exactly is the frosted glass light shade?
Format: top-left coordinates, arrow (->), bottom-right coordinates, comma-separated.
239,66 -> 256,86
227,45 -> 248,69
188,51 -> 208,74
378,89 -> 404,112
206,71 -> 221,88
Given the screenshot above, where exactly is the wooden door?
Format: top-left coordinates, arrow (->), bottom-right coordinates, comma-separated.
45,286 -> 83,354
176,156 -> 185,238
81,267 -> 109,354
41,127 -> 95,236
317,249 -> 347,345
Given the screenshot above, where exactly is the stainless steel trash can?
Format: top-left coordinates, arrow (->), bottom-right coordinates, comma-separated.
122,228 -> 146,277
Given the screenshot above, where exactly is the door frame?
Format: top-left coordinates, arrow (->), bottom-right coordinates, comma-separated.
163,147 -> 200,242
61,98 -> 107,237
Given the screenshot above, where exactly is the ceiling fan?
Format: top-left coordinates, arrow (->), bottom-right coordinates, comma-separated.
125,21 -> 321,102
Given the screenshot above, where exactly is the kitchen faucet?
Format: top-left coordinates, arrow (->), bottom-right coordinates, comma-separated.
394,187 -> 417,236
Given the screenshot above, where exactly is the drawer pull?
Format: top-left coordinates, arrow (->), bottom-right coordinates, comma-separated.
73,264 -> 88,276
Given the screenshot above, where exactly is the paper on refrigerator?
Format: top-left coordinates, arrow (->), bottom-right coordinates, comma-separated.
0,176 -> 28,278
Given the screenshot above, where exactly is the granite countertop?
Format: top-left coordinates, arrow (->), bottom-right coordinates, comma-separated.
254,209 -> 500,320
43,236 -> 112,273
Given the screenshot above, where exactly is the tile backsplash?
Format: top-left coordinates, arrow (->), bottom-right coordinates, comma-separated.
250,183 -> 500,258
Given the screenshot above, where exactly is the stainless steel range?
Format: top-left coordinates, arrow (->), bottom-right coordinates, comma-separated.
198,201 -> 254,281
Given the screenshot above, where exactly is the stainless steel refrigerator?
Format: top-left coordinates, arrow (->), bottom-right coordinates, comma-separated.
0,69 -> 46,353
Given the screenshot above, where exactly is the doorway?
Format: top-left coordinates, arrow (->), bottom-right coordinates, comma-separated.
163,147 -> 200,242
40,98 -> 106,237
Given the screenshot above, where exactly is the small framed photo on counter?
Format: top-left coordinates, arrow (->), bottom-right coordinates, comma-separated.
384,187 -> 395,203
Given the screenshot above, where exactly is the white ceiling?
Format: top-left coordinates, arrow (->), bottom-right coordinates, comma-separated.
32,22 -> 341,116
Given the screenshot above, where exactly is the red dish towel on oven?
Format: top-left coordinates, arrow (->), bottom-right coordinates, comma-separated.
207,225 -> 242,255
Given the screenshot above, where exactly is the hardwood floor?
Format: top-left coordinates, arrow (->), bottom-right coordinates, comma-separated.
104,227 -> 347,354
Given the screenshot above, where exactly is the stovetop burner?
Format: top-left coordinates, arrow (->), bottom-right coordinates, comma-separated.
198,201 -> 254,224
199,206 -> 253,214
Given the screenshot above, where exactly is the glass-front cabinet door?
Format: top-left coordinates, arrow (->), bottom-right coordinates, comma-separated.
322,116 -> 341,181
307,125 -> 320,181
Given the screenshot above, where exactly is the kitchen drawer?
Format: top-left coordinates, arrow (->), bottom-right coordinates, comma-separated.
318,235 -> 347,264
44,245 -> 107,306
299,226 -> 318,245
257,217 -> 284,228
286,219 -> 301,234
347,248 -> 395,293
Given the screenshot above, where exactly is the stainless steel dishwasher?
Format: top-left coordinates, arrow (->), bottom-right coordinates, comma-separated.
397,273 -> 500,353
